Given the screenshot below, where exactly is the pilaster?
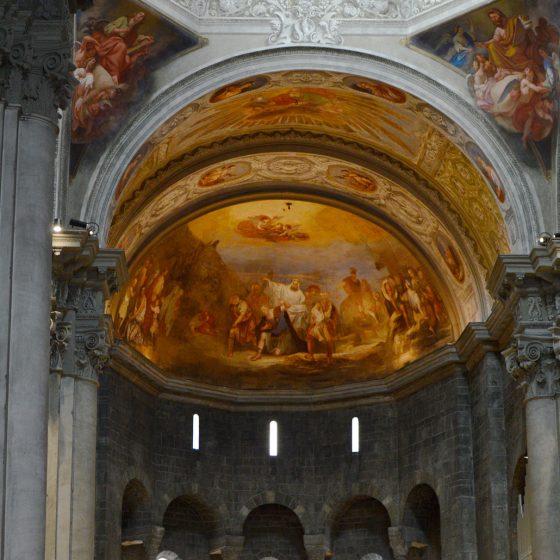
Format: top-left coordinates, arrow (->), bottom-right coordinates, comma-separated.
46,231 -> 126,560
489,240 -> 560,560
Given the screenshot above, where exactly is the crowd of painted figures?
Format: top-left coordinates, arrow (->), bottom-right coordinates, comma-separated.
445,8 -> 559,147
116,263 -> 448,365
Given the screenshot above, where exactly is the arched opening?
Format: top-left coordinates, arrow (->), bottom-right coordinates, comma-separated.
121,479 -> 151,560
241,504 -> 305,560
511,454 -> 530,560
331,496 -> 393,560
402,484 -> 441,559
160,496 -> 218,560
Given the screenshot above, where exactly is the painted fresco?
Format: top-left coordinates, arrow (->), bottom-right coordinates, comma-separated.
71,0 -> 199,143
411,0 -> 559,174
111,200 -> 453,390
112,71 -> 508,226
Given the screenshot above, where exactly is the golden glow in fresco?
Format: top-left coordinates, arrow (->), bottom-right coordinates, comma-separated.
112,200 -> 455,390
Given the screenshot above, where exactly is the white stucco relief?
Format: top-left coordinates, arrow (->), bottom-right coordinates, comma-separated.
142,0 -> 495,40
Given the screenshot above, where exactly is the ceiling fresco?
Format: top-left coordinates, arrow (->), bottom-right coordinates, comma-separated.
108,70 -> 510,276
71,0 -> 200,144
110,144 -> 509,275
110,200 -> 456,390
410,0 -> 559,176
112,71 -> 506,209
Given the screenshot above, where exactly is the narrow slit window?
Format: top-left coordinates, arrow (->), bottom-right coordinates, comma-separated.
193,413 -> 200,450
352,417 -> 360,453
269,420 -> 278,457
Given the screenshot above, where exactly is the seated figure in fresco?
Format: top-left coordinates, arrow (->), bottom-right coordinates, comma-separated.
126,286 -> 147,345
227,295 -> 256,357
72,12 -> 154,140
306,293 -> 337,364
467,9 -> 558,149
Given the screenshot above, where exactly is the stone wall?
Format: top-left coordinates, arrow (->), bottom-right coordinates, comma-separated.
95,366 -> 515,560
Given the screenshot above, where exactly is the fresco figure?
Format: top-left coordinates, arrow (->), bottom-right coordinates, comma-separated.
227,295 -> 256,357
252,306 -> 282,360
126,286 -> 147,345
436,235 -> 465,283
306,293 -> 337,364
116,277 -> 137,334
434,24 -> 476,71
476,9 -> 540,74
72,11 -> 154,142
264,277 -> 308,338
189,310 -> 217,336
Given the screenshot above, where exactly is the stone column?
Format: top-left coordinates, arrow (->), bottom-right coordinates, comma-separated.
303,535 -> 329,560
489,241 -> 560,560
0,3 -> 73,560
47,231 -> 126,560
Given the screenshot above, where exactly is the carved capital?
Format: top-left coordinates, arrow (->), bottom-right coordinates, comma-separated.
75,328 -> 110,383
49,310 -> 71,372
502,335 -> 560,400
0,1 -> 74,119
52,231 -> 127,382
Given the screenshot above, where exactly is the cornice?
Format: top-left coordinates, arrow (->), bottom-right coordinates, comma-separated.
110,342 -> 465,411
139,0 -> 493,39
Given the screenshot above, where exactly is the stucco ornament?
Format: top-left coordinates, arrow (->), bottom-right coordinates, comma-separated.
184,0 -> 447,19
267,0 -> 344,45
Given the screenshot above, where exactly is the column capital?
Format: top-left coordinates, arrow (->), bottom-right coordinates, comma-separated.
0,0 -> 75,120
51,231 -> 127,381
487,241 -> 560,399
502,336 -> 559,400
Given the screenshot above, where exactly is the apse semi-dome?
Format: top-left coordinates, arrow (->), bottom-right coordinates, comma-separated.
110,199 -> 460,390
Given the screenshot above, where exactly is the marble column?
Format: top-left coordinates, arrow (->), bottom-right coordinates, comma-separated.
0,3 -> 73,560
47,231 -> 126,560
489,241 -> 560,560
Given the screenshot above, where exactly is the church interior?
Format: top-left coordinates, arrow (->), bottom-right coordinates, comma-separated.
1,0 -> 559,558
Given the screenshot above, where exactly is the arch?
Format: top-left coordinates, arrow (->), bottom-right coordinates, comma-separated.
74,47 -> 541,253
156,486 -> 226,540
402,484 -> 441,560
159,495 -> 220,560
399,473 -> 445,519
241,504 -> 306,560
236,491 -> 309,535
121,479 -> 151,560
322,482 -> 397,536
330,495 -> 393,560
510,454 -> 529,560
